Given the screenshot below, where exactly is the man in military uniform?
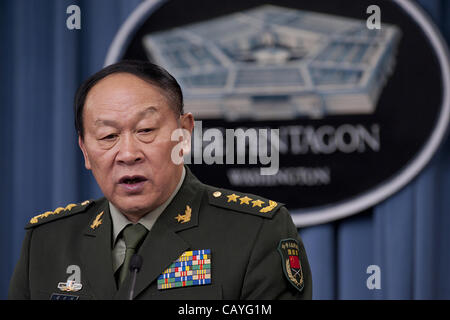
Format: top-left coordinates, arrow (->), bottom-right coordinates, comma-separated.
9,61 -> 312,300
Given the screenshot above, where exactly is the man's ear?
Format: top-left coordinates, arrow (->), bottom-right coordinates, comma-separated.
180,112 -> 194,135
78,135 -> 92,170
179,113 -> 194,155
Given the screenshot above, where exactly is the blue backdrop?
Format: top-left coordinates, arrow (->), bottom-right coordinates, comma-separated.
1,0 -> 449,299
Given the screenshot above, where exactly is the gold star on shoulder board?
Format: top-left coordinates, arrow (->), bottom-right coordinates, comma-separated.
239,196 -> 253,205
252,199 -> 265,207
226,194 -> 240,203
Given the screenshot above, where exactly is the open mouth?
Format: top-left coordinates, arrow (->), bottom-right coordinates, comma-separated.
119,175 -> 147,185
118,175 -> 148,193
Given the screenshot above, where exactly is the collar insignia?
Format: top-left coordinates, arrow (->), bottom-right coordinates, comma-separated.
90,211 -> 104,230
175,205 -> 192,224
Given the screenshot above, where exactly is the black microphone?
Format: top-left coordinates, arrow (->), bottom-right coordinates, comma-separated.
128,254 -> 143,300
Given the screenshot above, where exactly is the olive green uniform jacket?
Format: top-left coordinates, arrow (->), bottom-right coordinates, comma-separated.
9,168 -> 312,300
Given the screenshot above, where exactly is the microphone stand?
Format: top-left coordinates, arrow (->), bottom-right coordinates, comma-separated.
128,254 -> 143,300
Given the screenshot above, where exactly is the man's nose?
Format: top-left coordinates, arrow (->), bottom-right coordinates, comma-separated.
116,134 -> 143,165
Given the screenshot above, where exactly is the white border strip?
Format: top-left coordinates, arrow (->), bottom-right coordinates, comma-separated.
105,0 -> 450,227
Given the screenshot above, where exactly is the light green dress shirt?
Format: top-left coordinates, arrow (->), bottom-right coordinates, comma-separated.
109,167 -> 186,272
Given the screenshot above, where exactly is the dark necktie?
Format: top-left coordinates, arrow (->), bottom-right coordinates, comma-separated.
118,223 -> 148,287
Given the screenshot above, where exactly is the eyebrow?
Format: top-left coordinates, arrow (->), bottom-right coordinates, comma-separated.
94,106 -> 159,127
94,119 -> 118,127
137,106 -> 158,118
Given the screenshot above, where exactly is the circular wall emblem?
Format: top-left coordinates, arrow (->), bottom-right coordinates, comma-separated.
106,0 -> 450,226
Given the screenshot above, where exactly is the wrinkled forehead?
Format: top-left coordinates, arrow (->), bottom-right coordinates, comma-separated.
83,73 -> 174,121
93,106 -> 163,128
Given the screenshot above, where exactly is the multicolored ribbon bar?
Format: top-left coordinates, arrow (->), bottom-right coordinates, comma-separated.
158,279 -> 211,290
158,249 -> 212,290
157,273 -> 211,285
158,267 -> 211,280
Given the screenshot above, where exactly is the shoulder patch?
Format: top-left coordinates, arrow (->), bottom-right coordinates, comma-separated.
207,189 -> 283,219
278,238 -> 304,292
26,200 -> 94,229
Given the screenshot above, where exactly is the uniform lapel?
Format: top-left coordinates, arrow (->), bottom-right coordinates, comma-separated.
114,218 -> 191,300
115,167 -> 205,299
81,199 -> 117,300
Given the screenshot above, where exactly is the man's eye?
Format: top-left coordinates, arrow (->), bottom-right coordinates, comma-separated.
138,128 -> 153,134
101,134 -> 117,140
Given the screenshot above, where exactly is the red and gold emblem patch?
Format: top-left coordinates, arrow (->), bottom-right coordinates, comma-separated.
278,239 -> 304,292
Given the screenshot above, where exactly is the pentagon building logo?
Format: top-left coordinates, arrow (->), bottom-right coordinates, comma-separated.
142,5 -> 401,120
109,0 -> 450,226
